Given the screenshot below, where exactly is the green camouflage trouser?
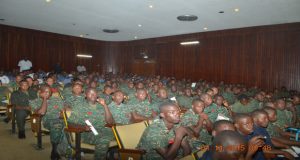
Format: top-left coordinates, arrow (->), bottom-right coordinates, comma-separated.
44,119 -> 64,143
82,128 -> 114,160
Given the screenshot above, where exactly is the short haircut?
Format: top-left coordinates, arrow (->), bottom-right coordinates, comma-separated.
212,130 -> 247,157
213,120 -> 234,131
251,109 -> 268,119
263,107 -> 276,115
192,98 -> 204,104
159,102 -> 178,112
233,113 -> 251,124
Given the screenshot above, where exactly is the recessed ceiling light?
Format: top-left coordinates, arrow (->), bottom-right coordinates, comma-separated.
177,15 -> 198,21
138,24 -> 142,27
234,8 -> 239,12
203,27 -> 208,30
79,34 -> 83,37
85,34 -> 89,36
103,29 -> 119,33
149,5 -> 153,8
134,36 -> 138,39
45,0 -> 51,3
219,11 -> 224,13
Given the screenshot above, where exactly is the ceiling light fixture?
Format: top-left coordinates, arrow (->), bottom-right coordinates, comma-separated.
103,29 -> 119,33
177,15 -> 198,21
79,34 -> 83,37
180,41 -> 199,45
138,24 -> 142,27
134,36 -> 138,39
234,8 -> 239,12
77,54 -> 93,58
203,27 -> 208,30
149,5 -> 153,8
46,0 -> 51,3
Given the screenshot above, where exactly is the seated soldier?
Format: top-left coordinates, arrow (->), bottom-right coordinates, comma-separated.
63,83 -> 84,109
151,88 -> 170,113
11,80 -> 36,139
30,84 -> 66,160
251,110 -> 295,160
98,85 -> 113,105
273,98 -> 294,130
263,107 -> 300,147
128,88 -> 157,122
108,90 -> 134,125
68,88 -> 114,160
199,130 -> 247,160
138,102 -> 192,160
180,99 -> 213,151
211,95 -> 232,121
176,88 -> 194,109
45,76 -> 62,98
231,94 -> 258,114
211,120 -> 235,137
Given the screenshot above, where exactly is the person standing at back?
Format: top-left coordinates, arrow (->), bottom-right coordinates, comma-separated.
18,57 -> 32,73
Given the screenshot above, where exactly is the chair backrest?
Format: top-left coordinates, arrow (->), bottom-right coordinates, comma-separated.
112,121 -> 148,149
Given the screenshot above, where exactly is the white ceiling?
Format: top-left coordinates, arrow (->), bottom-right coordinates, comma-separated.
1,0 -> 300,41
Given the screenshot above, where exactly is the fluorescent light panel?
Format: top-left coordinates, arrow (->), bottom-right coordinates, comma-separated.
180,41 -> 199,45
77,54 -> 93,58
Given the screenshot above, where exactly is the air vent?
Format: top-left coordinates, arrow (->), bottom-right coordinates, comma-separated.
0,19 -> 5,21
103,29 -> 119,33
177,15 -> 198,21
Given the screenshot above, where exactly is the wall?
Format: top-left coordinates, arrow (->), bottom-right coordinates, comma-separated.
0,23 -> 300,90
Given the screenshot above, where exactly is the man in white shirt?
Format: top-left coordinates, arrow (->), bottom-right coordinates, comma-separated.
18,58 -> 32,72
76,65 -> 86,73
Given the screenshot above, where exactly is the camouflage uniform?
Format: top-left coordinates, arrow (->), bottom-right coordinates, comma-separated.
63,94 -> 85,109
108,101 -> 133,125
127,98 -> 154,118
180,109 -> 212,151
231,101 -> 257,114
98,93 -> 112,105
274,109 -> 292,129
68,100 -> 113,160
266,122 -> 281,138
204,103 -> 231,122
151,98 -> 170,113
296,104 -> 300,127
138,119 -> 176,160
30,97 -> 64,143
176,95 -> 193,109
222,92 -> 236,105
11,90 -> 36,133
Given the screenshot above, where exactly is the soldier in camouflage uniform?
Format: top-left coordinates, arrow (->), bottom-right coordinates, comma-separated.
108,90 -> 133,125
151,88 -> 170,113
180,99 -> 213,151
11,80 -> 37,139
263,107 -> 282,138
63,83 -> 84,109
273,99 -> 293,129
97,85 -> 113,105
138,102 -> 192,160
68,88 -> 114,160
205,95 -> 232,122
176,88 -> 194,109
127,88 -> 157,122
231,94 -> 258,114
30,84 -> 65,160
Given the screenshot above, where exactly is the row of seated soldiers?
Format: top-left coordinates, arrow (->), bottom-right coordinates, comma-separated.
0,71 -> 300,160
